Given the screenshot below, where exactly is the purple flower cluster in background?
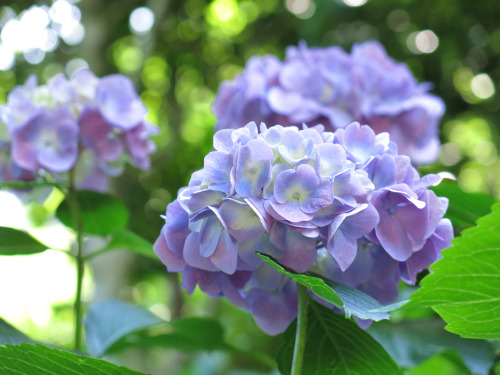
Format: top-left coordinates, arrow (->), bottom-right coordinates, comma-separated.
154,121 -> 453,335
213,41 -> 445,165
0,71 -> 157,191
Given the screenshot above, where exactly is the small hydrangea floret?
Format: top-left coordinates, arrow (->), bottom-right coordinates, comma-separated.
0,71 -> 157,191
213,41 -> 444,164
154,121 -> 453,335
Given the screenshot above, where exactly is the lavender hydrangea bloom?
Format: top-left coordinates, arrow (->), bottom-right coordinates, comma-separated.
154,121 -> 452,335
0,70 -> 157,192
11,106 -> 78,172
214,41 -> 444,164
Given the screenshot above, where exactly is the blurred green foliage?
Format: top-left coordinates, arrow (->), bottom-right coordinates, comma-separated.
1,0 -> 499,373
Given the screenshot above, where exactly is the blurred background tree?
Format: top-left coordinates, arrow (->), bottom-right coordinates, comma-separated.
0,0 -> 498,374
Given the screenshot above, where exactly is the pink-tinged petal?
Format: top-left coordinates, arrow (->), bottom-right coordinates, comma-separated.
400,219 -> 452,284
180,267 -> 198,294
273,169 -> 296,203
267,87 -> 304,115
315,143 -> 347,177
394,201 -> 428,249
213,129 -> 234,152
12,106 -> 78,172
270,222 -> 317,272
245,197 -> 272,232
78,107 -> 123,162
220,199 -> 266,242
96,75 -> 146,130
385,184 -> 426,209
246,283 -> 297,335
220,275 -> 250,309
269,197 -> 314,223
186,189 -> 225,213
199,217 -> 223,257
341,204 -> 379,239
328,229 -> 358,271
234,138 -> 274,198
164,200 -> 190,256
153,225 -> 186,272
183,232 -> 218,272
375,213 -> 413,261
288,222 -> 320,238
366,154 -> 396,189
300,178 -> 334,214
203,151 -> 233,186
210,231 -> 238,274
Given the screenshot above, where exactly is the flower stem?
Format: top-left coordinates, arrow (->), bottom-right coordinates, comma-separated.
291,283 -> 309,375
68,170 -> 84,351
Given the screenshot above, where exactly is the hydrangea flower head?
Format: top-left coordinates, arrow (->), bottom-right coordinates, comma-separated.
0,70 -> 157,191
213,41 -> 445,164
155,121 -> 452,335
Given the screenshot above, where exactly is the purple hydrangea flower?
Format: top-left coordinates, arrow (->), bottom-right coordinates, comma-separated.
154,121 -> 452,335
0,70 -> 157,192
11,106 -> 78,173
214,41 -> 445,164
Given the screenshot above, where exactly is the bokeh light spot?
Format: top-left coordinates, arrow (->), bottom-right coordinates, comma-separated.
129,7 -> 155,34
415,30 -> 439,53
439,143 -> 462,166
471,73 -> 495,100
24,48 -> 45,65
286,0 -> 316,18
473,141 -> 497,165
0,45 -> 14,70
387,10 -> 410,32
211,0 -> 237,22
343,0 -> 367,7
458,167 -> 485,192
66,58 -> 89,77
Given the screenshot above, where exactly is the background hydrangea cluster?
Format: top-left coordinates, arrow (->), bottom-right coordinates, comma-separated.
0,71 -> 157,192
213,41 -> 445,165
154,121 -> 453,334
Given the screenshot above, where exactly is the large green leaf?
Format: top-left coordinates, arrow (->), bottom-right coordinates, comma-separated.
0,227 -> 49,255
408,202 -> 500,339
0,343 -> 146,375
88,228 -> 155,260
431,179 -> 495,231
84,300 -> 164,357
109,317 -> 228,353
56,190 -> 129,236
368,320 -> 494,375
277,301 -> 403,375
257,253 -> 405,321
84,300 -> 275,367
0,319 -> 35,345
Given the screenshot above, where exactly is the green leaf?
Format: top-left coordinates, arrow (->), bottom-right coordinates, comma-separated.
84,300 -> 164,357
257,252 -> 400,321
110,317 -> 228,353
277,301 -> 403,375
0,227 -> 49,255
101,228 -> 155,259
368,320 -> 495,375
0,343 -> 147,375
83,301 -> 276,367
0,319 -> 35,345
408,202 -> 500,339
56,190 -> 129,236
431,179 -> 495,231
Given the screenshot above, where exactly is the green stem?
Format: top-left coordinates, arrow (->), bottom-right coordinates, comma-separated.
67,170 -> 84,351
291,283 -> 309,375
0,181 -> 66,190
